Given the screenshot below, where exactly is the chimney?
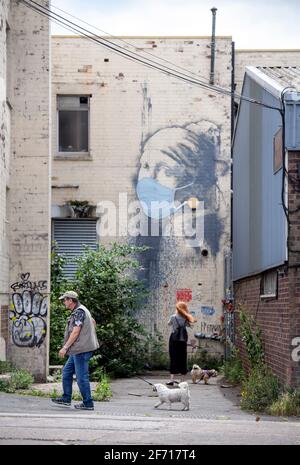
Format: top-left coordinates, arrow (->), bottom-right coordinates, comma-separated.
209,7 -> 217,85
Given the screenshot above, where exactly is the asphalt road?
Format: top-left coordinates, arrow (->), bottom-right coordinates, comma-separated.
0,375 -> 299,445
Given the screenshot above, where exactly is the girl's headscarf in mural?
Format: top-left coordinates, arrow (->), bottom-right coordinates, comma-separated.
134,121 -> 224,287
137,121 -> 221,220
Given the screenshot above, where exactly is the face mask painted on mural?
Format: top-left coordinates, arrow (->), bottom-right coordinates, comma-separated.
136,177 -> 193,219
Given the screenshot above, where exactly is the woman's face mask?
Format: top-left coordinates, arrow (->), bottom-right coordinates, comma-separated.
136,177 -> 193,219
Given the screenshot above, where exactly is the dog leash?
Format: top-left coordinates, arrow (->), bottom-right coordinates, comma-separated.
95,350 -> 154,386
134,375 -> 154,386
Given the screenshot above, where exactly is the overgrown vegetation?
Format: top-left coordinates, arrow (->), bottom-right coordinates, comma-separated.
223,307 -> 300,416
222,358 -> 244,385
11,369 -> 34,390
144,330 -> 169,370
238,309 -> 264,368
237,308 -> 281,412
221,338 -> 244,385
0,358 -> 112,402
49,243 -> 71,365
268,389 -> 300,416
0,367 -> 34,393
0,360 -> 14,374
17,375 -> 112,402
91,373 -> 112,401
50,242 -> 160,377
189,348 -> 223,371
241,365 -> 280,412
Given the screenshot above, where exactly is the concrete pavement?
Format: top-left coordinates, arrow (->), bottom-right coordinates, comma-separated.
0,372 -> 300,445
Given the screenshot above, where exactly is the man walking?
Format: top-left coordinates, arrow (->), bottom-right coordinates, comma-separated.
51,291 -> 99,410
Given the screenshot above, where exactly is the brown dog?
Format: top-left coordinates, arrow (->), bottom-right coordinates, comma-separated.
191,364 -> 217,384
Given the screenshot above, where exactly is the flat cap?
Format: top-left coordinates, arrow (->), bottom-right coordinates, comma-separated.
58,290 -> 79,300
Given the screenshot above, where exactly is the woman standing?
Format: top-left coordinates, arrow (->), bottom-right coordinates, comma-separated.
167,301 -> 197,385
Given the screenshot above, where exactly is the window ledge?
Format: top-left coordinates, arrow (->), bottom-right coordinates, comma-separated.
54,153 -> 92,161
260,294 -> 277,299
52,185 -> 79,189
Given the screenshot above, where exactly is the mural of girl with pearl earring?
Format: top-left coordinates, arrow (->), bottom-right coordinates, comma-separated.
134,120 -> 230,348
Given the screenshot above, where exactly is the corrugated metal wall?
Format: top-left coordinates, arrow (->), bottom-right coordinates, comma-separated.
233,75 -> 287,281
53,219 -> 98,278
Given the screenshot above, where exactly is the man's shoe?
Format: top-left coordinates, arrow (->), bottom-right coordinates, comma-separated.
166,380 -> 180,386
74,402 -> 94,411
166,381 -> 175,386
51,397 -> 71,407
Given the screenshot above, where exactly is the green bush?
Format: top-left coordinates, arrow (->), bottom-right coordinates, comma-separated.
93,374 -> 113,401
268,391 -> 300,416
50,242 -> 151,377
0,377 -> 12,393
0,369 -> 34,393
0,360 -> 15,374
222,358 -> 244,385
238,308 -> 264,368
147,351 -> 169,370
90,361 -> 105,382
49,242 -> 72,365
145,330 -> 169,370
73,244 -> 152,377
72,370 -> 112,402
241,366 -> 280,412
11,369 -> 34,390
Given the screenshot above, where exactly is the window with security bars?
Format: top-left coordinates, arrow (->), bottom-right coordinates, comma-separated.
53,219 -> 98,278
57,95 -> 89,153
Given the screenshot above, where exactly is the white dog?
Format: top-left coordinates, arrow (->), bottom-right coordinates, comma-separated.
153,382 -> 190,411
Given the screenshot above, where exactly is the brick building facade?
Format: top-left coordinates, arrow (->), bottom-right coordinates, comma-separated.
233,66 -> 300,387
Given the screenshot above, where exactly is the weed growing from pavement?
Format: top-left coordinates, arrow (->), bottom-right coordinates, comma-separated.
0,368 -> 34,393
17,377 -> 112,402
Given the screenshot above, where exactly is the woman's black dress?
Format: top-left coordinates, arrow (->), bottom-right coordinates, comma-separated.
169,332 -> 188,375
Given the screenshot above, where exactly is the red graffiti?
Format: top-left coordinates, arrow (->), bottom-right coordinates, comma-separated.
176,288 -> 192,302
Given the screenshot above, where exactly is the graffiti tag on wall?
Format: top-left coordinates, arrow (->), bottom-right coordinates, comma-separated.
200,322 -> 222,335
176,289 -> 192,302
291,337 -> 300,362
11,272 -> 47,292
201,306 -> 215,316
10,273 -> 48,348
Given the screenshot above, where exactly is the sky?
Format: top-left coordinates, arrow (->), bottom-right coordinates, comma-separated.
49,0 -> 300,50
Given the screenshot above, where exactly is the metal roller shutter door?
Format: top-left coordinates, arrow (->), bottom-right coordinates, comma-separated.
53,219 -> 98,278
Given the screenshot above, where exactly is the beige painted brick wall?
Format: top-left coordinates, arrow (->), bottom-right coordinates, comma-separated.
52,36 -> 232,349
0,0 -> 10,360
5,1 -> 50,380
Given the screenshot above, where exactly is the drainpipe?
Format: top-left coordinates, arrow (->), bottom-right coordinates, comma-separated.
209,7 -> 217,85
231,41 -> 235,142
230,41 -> 235,251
